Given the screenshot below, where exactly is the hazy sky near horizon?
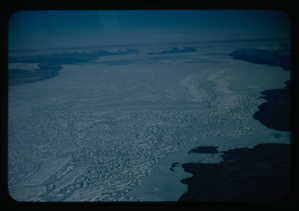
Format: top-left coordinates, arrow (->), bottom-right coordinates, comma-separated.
8,10 -> 290,51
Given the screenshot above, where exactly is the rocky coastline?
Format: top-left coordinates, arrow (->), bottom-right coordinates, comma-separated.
177,44 -> 291,201
178,143 -> 290,201
253,81 -> 290,131
228,44 -> 291,131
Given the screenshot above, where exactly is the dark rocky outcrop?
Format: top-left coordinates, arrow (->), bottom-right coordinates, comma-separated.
178,143 -> 290,201
148,47 -> 197,55
254,81 -> 290,132
188,146 -> 219,154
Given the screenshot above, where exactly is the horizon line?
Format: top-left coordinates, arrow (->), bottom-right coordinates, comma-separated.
9,38 -> 289,53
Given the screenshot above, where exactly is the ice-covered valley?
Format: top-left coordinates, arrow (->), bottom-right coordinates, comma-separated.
8,40 -> 290,201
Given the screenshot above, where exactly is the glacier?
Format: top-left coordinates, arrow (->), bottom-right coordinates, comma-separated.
8,40 -> 290,201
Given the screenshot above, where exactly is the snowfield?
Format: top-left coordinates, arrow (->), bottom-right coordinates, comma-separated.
8,40 -> 290,201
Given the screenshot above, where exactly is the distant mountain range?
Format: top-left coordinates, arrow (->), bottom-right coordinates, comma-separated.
228,43 -> 290,71
148,47 -> 197,55
8,49 -> 139,86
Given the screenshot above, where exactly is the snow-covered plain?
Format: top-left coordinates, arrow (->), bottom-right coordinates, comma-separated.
8,40 -> 290,201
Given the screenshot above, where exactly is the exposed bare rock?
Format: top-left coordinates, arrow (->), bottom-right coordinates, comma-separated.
178,143 -> 290,201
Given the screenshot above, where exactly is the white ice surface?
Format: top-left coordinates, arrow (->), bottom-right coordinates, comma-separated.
13,158 -> 71,187
64,186 -> 105,201
8,41 -> 290,201
9,185 -> 47,202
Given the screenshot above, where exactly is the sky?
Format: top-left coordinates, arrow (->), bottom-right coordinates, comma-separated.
8,10 -> 290,51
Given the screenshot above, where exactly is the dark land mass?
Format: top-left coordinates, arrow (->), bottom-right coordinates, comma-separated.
8,62 -> 63,86
8,49 -> 139,86
178,143 -> 290,201
148,47 -> 197,55
229,44 -> 290,131
254,81 -> 290,131
188,146 -> 219,154
8,49 -> 139,64
9,67 -> 61,87
228,43 -> 290,71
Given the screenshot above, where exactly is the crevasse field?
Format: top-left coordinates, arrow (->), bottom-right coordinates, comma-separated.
8,40 -> 290,201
